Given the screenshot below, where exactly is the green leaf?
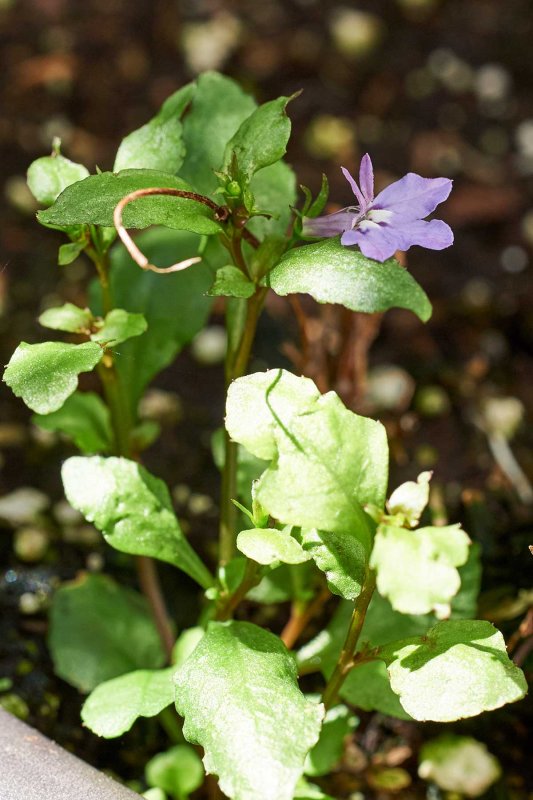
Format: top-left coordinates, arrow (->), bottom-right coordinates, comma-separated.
211,428 -> 268,506
371,523 -> 471,616
418,735 -> 502,797
27,153 -> 89,206
381,619 -> 528,721
179,72 -> 256,196
49,573 -> 165,692
295,528 -> 367,601
114,83 -> 195,173
146,745 -> 204,799
62,456 -> 214,589
91,309 -> 147,346
297,592 -> 434,720
32,391 -> 112,454
266,238 -> 432,322
39,303 -> 93,333
237,527 -> 311,566
39,170 -> 222,235
342,661 -> 411,719
306,174 -> 329,219
175,621 -> 324,800
304,702 -> 357,777
208,266 -> 255,299
92,228 -> 214,407
58,240 -> 85,265
3,341 -> 103,414
226,370 -> 322,462
223,95 -> 294,181
81,667 -> 175,738
294,780 -> 336,800
172,627 -> 205,668
247,562 -> 315,605
227,370 -> 389,599
248,160 -> 297,239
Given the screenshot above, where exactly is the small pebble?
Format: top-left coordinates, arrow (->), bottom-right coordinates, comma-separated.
0,488 -> 49,525
14,527 -> 49,563
19,592 -> 42,614
366,365 -> 415,413
191,326 -> 227,365
188,493 -> 214,516
53,499 -> 83,526
86,552 -> 105,572
139,388 -> 183,424
416,385 -> 451,417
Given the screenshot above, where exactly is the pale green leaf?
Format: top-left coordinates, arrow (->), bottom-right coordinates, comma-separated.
91,309 -> 147,346
49,573 -> 164,692
342,660 -> 411,719
58,240 -> 85,265
208,266 -> 255,299
179,72 -> 256,196
266,238 -> 432,322
226,370 -> 321,461
174,620 -> 324,800
81,667 -> 174,737
61,456 -> 214,589
39,170 -> 222,235
3,341 -> 103,414
92,228 -> 214,407
382,619 -> 528,721
237,527 -> 311,566
27,153 -> 89,206
371,524 -> 471,616
114,84 -> 194,173
39,303 -> 93,333
418,735 -> 502,797
295,528 -> 367,601
386,471 -> 431,528
227,370 -> 388,599
32,391 -> 112,454
304,702 -> 357,777
223,96 -> 294,181
172,627 -> 205,668
146,745 -> 204,798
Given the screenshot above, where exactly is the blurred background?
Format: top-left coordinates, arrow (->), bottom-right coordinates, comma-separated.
0,0 -> 532,796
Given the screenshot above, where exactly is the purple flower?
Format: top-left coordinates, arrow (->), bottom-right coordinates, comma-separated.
303,154 -> 453,262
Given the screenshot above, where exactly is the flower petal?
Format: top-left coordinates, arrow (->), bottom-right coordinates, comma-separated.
303,211 -> 354,238
372,173 -> 452,222
341,166 -> 365,208
341,224 -> 401,262
391,218 -> 454,251
359,154 -> 374,204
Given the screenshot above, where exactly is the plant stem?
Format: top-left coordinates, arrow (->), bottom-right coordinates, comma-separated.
321,569 -> 377,710
280,586 -> 330,650
90,241 -> 175,664
215,560 -> 259,622
219,286 -> 267,566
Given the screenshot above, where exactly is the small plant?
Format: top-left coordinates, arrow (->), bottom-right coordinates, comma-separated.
4,72 -> 527,800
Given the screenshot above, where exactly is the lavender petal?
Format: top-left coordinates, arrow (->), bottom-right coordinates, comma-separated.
302,211 -> 354,238
372,173 -> 453,222
358,154 -> 374,204
341,166 -> 366,208
390,218 -> 454,251
341,225 -> 401,262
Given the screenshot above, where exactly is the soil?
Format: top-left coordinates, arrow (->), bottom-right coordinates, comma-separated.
0,0 -> 532,797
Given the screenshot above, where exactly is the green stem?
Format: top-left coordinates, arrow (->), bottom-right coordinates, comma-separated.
89,238 -> 174,663
215,560 -> 259,621
321,568 -> 377,710
219,286 -> 267,566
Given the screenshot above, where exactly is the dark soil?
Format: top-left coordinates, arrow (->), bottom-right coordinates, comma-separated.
0,0 -> 532,797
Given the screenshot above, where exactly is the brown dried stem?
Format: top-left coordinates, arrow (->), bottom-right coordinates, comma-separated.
113,187 -> 223,273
